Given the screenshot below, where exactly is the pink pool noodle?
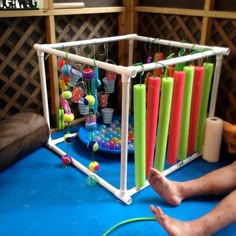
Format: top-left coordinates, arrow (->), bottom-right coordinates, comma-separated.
187,66 -> 204,155
167,71 -> 185,164
146,77 -> 161,176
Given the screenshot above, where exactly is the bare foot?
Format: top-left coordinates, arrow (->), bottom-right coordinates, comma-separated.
150,205 -> 193,236
148,168 -> 182,206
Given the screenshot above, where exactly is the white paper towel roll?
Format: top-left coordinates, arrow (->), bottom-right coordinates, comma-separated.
202,117 -> 223,162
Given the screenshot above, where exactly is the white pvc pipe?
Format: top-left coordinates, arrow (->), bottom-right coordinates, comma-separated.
48,142 -> 132,204
128,48 -> 230,74
41,34 -> 138,49
134,35 -> 230,56
127,152 -> 201,197
128,39 -> 134,66
208,54 -> 223,117
37,50 -> 51,132
34,44 -> 137,78
119,73 -> 131,196
53,2 -> 85,9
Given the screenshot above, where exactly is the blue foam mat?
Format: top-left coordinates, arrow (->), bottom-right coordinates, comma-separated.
0,132 -> 235,236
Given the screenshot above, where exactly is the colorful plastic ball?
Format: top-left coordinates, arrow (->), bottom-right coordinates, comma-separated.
86,175 -> 97,186
82,67 -> 95,81
64,112 -> 74,122
62,154 -> 72,165
114,143 -> 121,150
62,90 -> 73,100
87,141 -> 99,152
85,122 -> 97,132
98,140 -> 106,148
62,64 -> 72,77
93,135 -> 102,142
64,132 -> 74,144
88,161 -> 100,172
84,95 -> 95,107
99,124 -> 107,130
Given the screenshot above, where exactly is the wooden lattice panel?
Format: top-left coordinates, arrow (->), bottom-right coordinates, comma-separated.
138,13 -> 202,42
137,13 -> 202,60
0,17 -> 46,121
210,19 -> 236,124
55,14 -> 119,60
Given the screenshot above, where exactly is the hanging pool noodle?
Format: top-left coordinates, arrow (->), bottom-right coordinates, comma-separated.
133,84 -> 146,188
195,63 -> 214,152
187,66 -> 204,155
178,66 -> 194,161
167,71 -> 185,164
146,77 -> 161,176
154,77 -> 173,172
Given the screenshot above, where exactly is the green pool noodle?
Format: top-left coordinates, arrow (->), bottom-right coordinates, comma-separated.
195,63 -> 214,152
154,77 -> 173,172
178,66 -> 194,160
133,84 -> 146,188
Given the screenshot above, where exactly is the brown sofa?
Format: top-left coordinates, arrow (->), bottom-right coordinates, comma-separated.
0,112 -> 49,171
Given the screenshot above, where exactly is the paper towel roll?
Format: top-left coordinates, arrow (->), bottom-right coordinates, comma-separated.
202,117 -> 223,162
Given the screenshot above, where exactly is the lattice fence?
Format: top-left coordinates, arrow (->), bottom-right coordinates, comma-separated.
136,13 -> 202,62
0,14 -> 119,123
55,14 -> 119,63
210,18 -> 236,124
0,17 -> 46,121
137,13 -> 236,124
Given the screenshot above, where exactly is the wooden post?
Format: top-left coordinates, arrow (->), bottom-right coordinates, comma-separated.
200,0 -> 215,45
45,0 -> 59,128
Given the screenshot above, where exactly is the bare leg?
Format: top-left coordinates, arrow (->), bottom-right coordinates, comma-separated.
148,161 -> 236,206
150,189 -> 236,236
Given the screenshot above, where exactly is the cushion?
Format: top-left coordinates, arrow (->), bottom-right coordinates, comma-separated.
0,112 -> 49,171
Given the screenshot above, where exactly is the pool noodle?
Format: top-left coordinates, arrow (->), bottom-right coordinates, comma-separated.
178,66 -> 194,161
133,84 -> 146,188
187,66 -> 204,155
146,77 -> 161,176
195,63 -> 214,152
167,71 -> 185,164
154,77 -> 173,172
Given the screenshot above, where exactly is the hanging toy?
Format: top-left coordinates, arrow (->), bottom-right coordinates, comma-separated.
84,94 -> 96,107
61,132 -> 74,166
87,140 -> 99,152
62,154 -> 72,166
61,64 -> 72,78
86,140 -> 100,186
59,58 -> 66,70
85,113 -> 97,132
82,67 -> 95,81
71,84 -> 86,103
87,140 -> 100,172
62,90 -> 73,100
86,174 -> 98,186
88,161 -> 100,172
64,112 -> 74,123
64,132 -> 74,144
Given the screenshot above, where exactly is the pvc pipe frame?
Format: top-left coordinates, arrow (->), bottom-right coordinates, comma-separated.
34,34 -> 230,205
